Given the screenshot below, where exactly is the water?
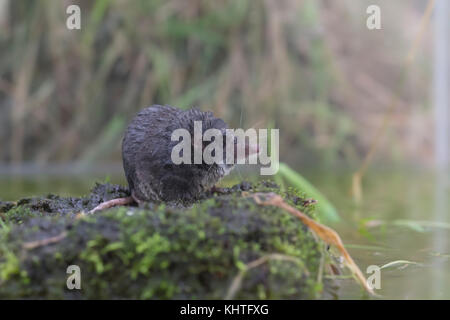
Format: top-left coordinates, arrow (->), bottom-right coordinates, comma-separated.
0,167 -> 449,299
308,168 -> 450,299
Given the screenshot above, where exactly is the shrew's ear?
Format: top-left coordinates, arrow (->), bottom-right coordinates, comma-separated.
209,118 -> 227,130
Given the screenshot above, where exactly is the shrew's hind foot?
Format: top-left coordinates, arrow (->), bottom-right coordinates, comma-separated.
88,196 -> 135,214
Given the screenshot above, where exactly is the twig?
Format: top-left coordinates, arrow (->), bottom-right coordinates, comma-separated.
23,231 -> 68,250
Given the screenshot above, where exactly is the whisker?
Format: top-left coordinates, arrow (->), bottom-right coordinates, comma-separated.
239,104 -> 243,128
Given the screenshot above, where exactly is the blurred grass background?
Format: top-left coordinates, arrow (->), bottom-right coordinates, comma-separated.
0,0 -> 433,170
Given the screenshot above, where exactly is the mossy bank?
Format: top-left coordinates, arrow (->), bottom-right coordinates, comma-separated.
0,181 -> 337,299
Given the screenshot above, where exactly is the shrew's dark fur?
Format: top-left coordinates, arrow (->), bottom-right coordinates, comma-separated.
122,104 -> 233,204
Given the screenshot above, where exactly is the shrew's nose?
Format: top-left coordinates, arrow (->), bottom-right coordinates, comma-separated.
245,142 -> 259,157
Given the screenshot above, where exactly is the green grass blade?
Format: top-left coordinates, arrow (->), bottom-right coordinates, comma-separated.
380,260 -> 422,270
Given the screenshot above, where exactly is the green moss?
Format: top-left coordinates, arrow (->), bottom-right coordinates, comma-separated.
3,206 -> 36,225
0,181 -> 337,299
